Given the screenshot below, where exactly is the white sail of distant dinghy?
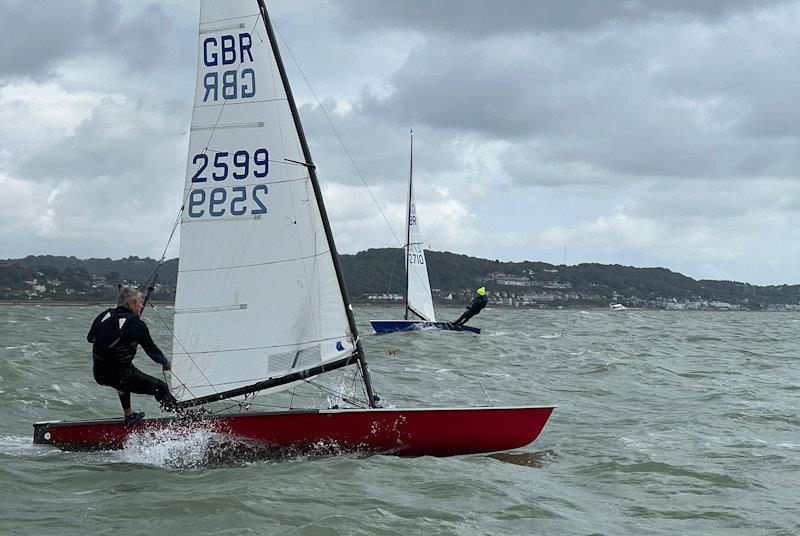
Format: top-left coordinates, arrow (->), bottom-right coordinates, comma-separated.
170,0 -> 361,403
33,0 -> 552,457
405,133 -> 436,322
370,133 -> 480,335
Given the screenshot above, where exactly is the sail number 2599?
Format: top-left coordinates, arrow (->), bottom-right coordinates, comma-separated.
187,148 -> 269,218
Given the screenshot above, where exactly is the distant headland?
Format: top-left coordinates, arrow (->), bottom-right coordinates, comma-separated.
2,249 -> 798,311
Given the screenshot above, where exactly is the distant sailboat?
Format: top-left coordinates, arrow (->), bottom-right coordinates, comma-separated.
370,132 -> 480,335
33,0 -> 550,456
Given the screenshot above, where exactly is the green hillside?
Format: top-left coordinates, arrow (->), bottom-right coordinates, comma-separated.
2,249 -> 799,309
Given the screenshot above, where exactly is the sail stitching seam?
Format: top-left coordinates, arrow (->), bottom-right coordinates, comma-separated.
170,335 -> 345,355
177,249 -> 331,273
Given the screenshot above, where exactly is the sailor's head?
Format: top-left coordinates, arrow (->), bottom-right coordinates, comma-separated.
117,286 -> 143,316
476,287 -> 486,296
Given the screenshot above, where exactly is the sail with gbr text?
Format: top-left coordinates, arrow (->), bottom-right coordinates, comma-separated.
170,0 -> 356,402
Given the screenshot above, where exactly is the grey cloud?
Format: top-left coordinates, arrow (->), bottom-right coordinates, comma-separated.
21,98 -> 175,179
336,0 -> 793,36
104,4 -> 175,72
360,36 -> 561,138
299,98 -> 469,188
0,1 -> 98,78
355,7 -> 800,183
630,178 -> 800,221
0,0 -> 178,80
3,94 -> 187,259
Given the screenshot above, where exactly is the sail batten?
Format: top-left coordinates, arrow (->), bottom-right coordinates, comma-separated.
170,0 -> 361,404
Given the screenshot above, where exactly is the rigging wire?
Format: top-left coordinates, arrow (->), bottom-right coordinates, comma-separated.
385,246 -> 400,296
147,302 -> 228,406
274,26 -> 437,308
301,378 -> 369,409
274,26 -> 404,249
142,202 -> 184,289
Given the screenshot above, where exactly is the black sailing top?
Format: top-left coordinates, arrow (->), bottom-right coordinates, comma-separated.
87,306 -> 168,367
466,294 -> 488,316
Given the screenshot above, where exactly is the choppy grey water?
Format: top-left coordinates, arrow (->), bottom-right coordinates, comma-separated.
1,305 -> 798,535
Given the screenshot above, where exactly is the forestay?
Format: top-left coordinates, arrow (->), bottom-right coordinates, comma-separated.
406,189 -> 436,322
171,0 -> 356,402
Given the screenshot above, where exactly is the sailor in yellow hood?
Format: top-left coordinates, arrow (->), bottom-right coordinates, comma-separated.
453,287 -> 488,326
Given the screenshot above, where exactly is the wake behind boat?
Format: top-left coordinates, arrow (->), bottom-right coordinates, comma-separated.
32,0 -> 551,457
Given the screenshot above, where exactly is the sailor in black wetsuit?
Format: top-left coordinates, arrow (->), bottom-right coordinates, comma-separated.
88,286 -> 178,427
453,287 -> 488,326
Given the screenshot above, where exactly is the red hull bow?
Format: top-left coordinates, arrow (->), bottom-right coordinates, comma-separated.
34,406 -> 553,457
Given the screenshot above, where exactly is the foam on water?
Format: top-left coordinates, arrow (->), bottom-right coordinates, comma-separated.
117,421 -> 228,468
539,332 -> 562,339
0,435 -> 42,456
486,330 -> 510,336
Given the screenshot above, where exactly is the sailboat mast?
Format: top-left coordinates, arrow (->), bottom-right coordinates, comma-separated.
257,0 -> 376,407
404,129 -> 413,320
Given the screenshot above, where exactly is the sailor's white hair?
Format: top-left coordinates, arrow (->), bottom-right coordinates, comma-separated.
117,286 -> 142,307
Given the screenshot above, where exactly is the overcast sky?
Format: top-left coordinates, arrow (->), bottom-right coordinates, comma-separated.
1,0 -> 799,284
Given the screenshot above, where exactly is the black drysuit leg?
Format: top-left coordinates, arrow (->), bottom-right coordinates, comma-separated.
454,311 -> 475,325
95,364 -> 179,412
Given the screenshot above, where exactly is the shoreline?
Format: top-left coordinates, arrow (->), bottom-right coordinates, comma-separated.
0,300 -> 776,312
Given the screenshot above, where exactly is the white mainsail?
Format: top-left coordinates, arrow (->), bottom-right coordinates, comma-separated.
405,144 -> 436,322
170,0 -> 356,402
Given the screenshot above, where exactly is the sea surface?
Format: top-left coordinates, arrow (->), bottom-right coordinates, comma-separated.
0,304 -> 798,535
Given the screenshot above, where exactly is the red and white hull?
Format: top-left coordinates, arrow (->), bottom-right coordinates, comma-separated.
34,406 -> 554,457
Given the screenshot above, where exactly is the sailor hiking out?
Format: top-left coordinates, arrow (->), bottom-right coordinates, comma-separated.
88,286 -> 178,427
453,287 -> 488,326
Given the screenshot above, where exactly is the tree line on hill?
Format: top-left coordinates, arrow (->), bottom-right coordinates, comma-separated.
2,249 -> 799,309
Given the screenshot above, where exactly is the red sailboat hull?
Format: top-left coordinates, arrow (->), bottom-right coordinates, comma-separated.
33,406 -> 554,457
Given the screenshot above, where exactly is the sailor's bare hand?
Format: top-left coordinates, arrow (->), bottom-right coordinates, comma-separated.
162,361 -> 172,371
